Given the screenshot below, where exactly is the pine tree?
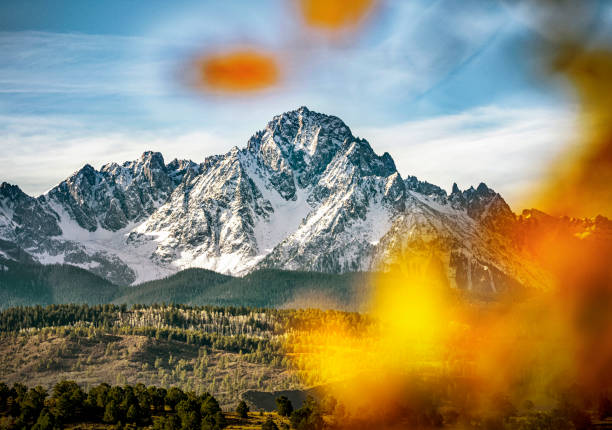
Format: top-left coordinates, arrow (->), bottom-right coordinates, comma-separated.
261,416 -> 279,430
103,400 -> 120,424
236,400 -> 249,418
276,396 -> 293,417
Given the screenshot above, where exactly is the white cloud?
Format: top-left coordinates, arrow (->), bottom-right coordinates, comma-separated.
355,105 -> 579,210
0,116 -> 237,196
0,31 -> 173,96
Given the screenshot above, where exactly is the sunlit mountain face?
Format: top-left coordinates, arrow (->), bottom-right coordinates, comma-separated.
3,107 -> 606,292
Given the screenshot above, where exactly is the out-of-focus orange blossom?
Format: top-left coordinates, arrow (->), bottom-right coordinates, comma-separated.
523,3 -> 612,394
298,0 -> 376,31
533,49 -> 612,218
284,248 -> 586,425
195,50 -> 280,93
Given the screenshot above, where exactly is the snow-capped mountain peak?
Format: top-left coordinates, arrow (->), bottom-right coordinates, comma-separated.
1,107 -> 608,293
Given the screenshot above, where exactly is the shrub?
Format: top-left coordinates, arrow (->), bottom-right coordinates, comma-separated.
276,396 -> 293,417
261,416 -> 279,430
236,400 -> 249,418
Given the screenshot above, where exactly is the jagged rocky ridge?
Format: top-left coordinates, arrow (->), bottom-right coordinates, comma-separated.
1,107 -> 609,293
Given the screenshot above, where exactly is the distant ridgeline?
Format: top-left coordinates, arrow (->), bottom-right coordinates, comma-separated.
0,257 -> 371,310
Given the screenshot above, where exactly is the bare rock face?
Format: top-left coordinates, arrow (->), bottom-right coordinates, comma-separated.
45,151 -> 198,232
1,107 -> 608,293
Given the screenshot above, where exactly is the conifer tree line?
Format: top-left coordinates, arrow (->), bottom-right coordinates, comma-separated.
0,303 -> 285,334
0,304 -> 288,365
0,260 -> 367,311
0,305 -> 370,369
0,380 -> 226,429
0,380 -> 332,430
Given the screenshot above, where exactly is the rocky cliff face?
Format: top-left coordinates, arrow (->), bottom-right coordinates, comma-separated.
1,107 -> 608,292
129,107 -> 403,275
44,151 -> 200,232
0,152 -> 199,284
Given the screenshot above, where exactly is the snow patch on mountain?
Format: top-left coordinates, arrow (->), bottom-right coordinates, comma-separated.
37,195 -> 175,284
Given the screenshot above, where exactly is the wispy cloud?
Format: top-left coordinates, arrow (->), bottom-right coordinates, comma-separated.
0,114 -> 237,196
0,0 -> 519,128
1,104 -> 577,212
0,31 -> 169,96
356,105 -> 578,210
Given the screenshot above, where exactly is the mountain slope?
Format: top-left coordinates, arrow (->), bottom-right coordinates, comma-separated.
131,106 -> 403,275
0,259 -> 371,310
1,107 -> 609,294
111,268 -> 370,310
112,268 -> 233,306
189,269 -> 371,309
0,257 -> 120,309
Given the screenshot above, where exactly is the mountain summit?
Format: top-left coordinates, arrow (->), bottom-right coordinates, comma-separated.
131,107 -> 403,276
0,107 -> 607,292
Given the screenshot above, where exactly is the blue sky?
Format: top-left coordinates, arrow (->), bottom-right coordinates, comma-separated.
1,0 -> 609,208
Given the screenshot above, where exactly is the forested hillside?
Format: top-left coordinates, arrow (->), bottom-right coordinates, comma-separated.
111,269 -> 233,306
2,304 -> 608,429
0,304 -> 372,408
114,269 -> 370,310
0,304 -> 298,407
0,258 -> 373,310
0,259 -> 120,309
